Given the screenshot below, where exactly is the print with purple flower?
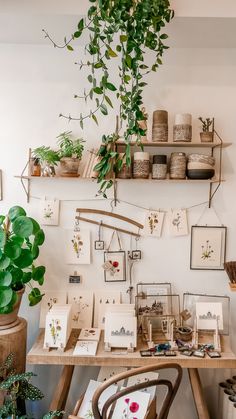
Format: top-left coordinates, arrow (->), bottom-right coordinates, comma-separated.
122,397 -> 139,419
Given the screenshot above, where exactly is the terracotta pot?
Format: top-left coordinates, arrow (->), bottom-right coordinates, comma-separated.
60,157 -> 80,177
200,131 -> 214,143
0,288 -> 24,329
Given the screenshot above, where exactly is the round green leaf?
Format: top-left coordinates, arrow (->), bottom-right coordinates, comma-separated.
32,266 -> 46,281
0,304 -> 13,314
34,229 -> 45,246
8,206 -> 26,221
28,288 -> 44,306
0,287 -> 13,308
0,228 -> 6,247
14,249 -> 33,269
0,255 -> 10,269
10,267 -> 23,283
32,244 -> 39,260
12,216 -> 33,238
11,235 -> 24,246
22,272 -> 32,284
0,271 -> 12,287
29,217 -> 40,235
4,242 -> 21,260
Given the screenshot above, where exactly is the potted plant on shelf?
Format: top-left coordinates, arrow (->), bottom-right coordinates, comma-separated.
199,117 -> 214,143
0,206 -> 46,329
32,146 -> 60,176
57,131 -> 85,177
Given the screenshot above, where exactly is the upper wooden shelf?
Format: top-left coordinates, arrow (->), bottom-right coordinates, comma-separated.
116,141 -> 232,149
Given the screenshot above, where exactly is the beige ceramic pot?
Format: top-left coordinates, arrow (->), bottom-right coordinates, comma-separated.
200,131 -> 214,143
60,157 -> 80,177
0,288 -> 25,329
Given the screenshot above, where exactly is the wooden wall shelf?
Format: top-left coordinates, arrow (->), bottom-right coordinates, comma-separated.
116,140 -> 232,149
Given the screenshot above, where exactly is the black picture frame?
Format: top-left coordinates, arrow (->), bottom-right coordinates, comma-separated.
104,250 -> 126,282
131,250 -> 142,260
190,225 -> 227,270
94,240 -> 105,250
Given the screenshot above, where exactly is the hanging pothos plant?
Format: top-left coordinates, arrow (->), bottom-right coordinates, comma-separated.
43,0 -> 174,196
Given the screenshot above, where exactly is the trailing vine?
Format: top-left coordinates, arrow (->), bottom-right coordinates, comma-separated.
43,0 -> 174,196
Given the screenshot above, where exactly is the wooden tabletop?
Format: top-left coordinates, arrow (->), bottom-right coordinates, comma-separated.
27,329 -> 236,369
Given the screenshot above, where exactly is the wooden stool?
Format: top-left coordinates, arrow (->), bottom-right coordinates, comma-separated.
0,317 -> 27,373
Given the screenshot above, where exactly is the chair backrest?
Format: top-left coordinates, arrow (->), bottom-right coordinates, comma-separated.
92,363 -> 182,419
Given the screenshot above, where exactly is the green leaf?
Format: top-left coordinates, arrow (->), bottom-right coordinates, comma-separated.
22,272 -> 32,284
10,267 -> 23,283
0,228 -> 6,247
100,104 -> 108,115
120,34 -> 128,43
28,288 -> 44,306
87,74 -> 93,83
67,45 -> 74,51
78,18 -> 84,31
0,255 -> 10,269
124,75 -> 131,83
94,62 -> 103,69
0,287 -> 13,308
160,33 -> 168,39
0,215 -> 5,225
74,31 -> 82,38
105,95 -> 113,108
106,82 -> 117,91
11,235 -> 24,246
4,242 -> 21,260
93,87 -> 103,94
8,206 -> 26,221
34,229 -> 45,246
29,217 -> 40,234
0,271 -> 12,287
107,47 -> 117,58
116,45 -> 122,52
92,114 -> 99,125
32,244 -> 39,259
14,249 -> 33,269
12,216 -> 33,238
32,266 -> 46,282
0,304 -> 13,314
125,55 -> 132,69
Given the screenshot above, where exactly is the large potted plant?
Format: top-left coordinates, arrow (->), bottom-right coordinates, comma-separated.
32,146 -> 60,176
57,131 -> 85,177
0,206 -> 46,328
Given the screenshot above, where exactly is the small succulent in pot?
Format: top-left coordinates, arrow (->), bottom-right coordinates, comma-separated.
57,131 -> 85,177
32,146 -> 60,176
0,206 -> 46,326
198,117 -> 214,143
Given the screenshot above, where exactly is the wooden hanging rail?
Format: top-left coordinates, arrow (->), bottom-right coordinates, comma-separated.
76,216 -> 141,238
76,208 -> 144,229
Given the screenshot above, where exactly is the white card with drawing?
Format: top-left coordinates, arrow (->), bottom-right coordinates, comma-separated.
105,313 -> 137,349
65,229 -> 91,265
94,291 -> 120,328
112,388 -> 150,419
144,211 -> 165,237
73,340 -> 98,356
67,289 -> 93,329
39,198 -> 60,226
79,328 -> 101,341
78,379 -> 118,418
196,302 -> 223,330
97,367 -> 128,385
127,371 -> 159,402
168,209 -> 188,236
39,291 -> 66,328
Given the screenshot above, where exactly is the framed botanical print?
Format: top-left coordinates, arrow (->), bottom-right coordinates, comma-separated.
190,225 -> 227,270
103,251 -> 126,282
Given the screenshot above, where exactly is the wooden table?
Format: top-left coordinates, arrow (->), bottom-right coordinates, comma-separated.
27,330 -> 236,418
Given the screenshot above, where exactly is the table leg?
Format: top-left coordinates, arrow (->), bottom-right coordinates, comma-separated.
188,368 -> 210,419
49,365 -> 75,411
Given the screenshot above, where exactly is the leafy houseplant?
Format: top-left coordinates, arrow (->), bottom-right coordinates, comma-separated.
0,206 -> 46,327
0,353 -> 63,419
57,131 -> 85,177
32,146 -> 60,177
43,0 -> 174,195
198,117 -> 214,143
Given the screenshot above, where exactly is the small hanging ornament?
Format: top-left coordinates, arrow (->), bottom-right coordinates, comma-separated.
131,235 -> 142,260
94,221 -> 105,250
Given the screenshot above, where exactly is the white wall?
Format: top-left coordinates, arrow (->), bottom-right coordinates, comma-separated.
0,3 -> 236,418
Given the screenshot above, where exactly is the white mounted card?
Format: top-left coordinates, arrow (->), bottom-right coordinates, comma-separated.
73,340 -> 98,356
127,371 -> 159,402
65,229 -> 91,265
105,313 -> 137,349
67,289 -> 93,329
112,388 -> 150,419
39,291 -> 67,328
144,211 -> 165,237
94,291 -> 120,328
168,209 -> 188,236
78,379 -> 118,418
39,198 -> 60,226
196,302 -> 223,330
97,367 -> 128,385
79,328 -> 101,341
44,312 -> 68,349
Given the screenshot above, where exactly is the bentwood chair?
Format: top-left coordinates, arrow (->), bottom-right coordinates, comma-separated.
90,363 -> 183,419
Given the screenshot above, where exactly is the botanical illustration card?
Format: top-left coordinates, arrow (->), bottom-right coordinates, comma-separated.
94,291 -> 120,328
105,313 -> 137,349
65,229 -> 91,265
190,226 -> 227,270
39,198 -> 60,226
78,379 -> 118,418
168,209 -> 188,236
196,302 -> 223,330
39,291 -> 67,328
78,328 -> 101,341
112,388 -> 150,419
97,366 -> 128,385
73,340 -> 98,356
67,289 -> 93,329
44,313 -> 67,349
144,211 -> 165,237
103,251 -> 126,282
127,371 -> 159,402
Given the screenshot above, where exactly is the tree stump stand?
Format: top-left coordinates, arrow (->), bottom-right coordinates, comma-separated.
0,317 -> 27,371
